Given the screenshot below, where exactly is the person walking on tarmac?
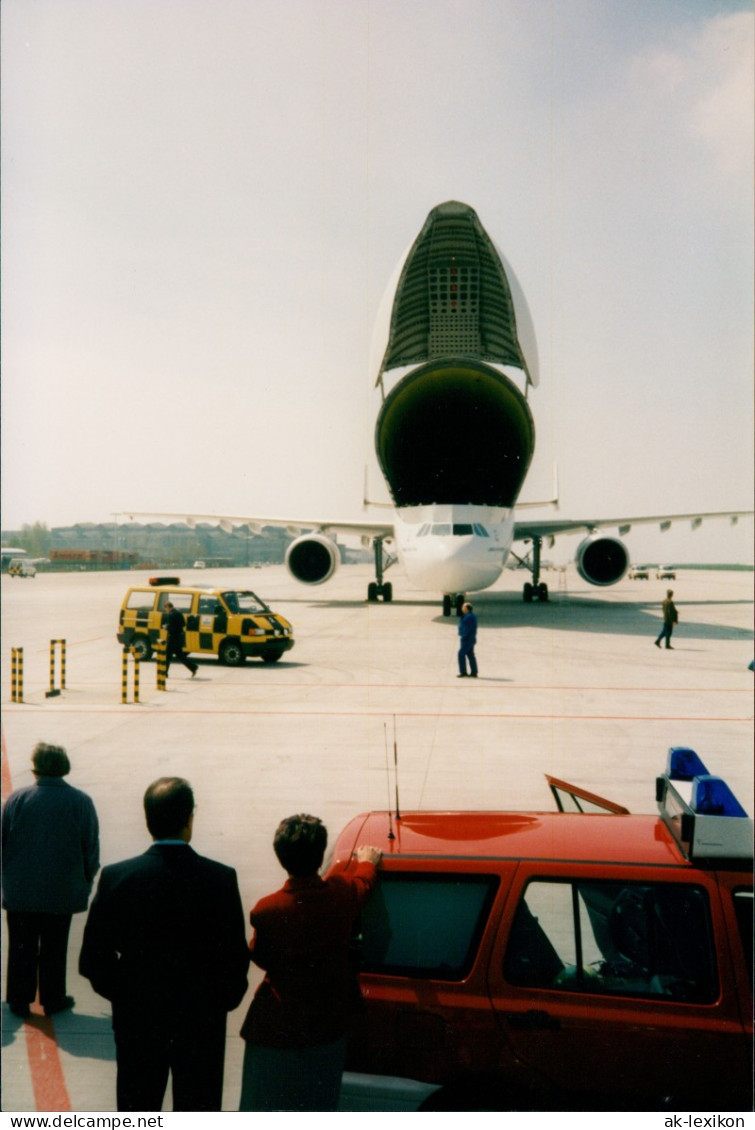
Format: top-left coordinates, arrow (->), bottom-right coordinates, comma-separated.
457,601 -> 478,678
654,590 -> 679,650
162,602 -> 198,677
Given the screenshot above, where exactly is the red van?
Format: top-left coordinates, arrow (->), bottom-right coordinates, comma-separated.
329,749 -> 753,1111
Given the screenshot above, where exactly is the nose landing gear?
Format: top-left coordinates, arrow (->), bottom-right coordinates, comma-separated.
520,536 -> 549,602
442,593 -> 466,617
367,536 -> 395,603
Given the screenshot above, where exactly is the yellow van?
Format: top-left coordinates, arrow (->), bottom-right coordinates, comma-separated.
117,580 -> 294,665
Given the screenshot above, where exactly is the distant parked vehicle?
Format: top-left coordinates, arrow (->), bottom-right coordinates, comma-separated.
628,566 -> 649,580
8,559 -> 36,578
656,567 -> 676,579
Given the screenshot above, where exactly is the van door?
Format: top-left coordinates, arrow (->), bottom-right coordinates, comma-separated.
196,593 -> 226,654
488,862 -> 749,1108
350,861 -> 515,1086
154,590 -> 195,652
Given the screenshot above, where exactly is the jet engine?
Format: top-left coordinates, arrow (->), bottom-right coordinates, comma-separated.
575,535 -> 630,587
285,534 -> 339,585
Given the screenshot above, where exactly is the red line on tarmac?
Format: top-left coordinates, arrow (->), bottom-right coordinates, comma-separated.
25,1013 -> 72,1112
2,734 -> 74,1112
5,706 -> 751,723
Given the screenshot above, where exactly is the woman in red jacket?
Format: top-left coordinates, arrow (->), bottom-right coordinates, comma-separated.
239,814 -> 381,1111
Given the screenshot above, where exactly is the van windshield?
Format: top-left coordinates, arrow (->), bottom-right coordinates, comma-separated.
221,590 -> 268,614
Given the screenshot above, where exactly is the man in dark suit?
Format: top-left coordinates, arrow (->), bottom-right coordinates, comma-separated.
79,777 -> 249,1111
162,602 -> 198,677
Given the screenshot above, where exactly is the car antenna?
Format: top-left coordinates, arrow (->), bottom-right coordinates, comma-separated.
393,714 -> 402,821
384,723 -> 395,839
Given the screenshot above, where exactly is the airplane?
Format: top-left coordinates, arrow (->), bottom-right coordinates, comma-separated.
119,201 -> 752,617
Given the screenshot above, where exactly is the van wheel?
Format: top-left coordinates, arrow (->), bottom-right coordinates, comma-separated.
219,639 -> 246,666
131,636 -> 153,662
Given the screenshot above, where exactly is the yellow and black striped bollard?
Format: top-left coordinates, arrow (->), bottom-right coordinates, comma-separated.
157,638 -> 167,691
46,638 -> 67,698
11,648 -> 23,703
121,647 -> 140,704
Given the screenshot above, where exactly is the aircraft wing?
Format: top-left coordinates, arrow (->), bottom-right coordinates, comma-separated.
114,511 -> 395,541
513,509 -> 752,541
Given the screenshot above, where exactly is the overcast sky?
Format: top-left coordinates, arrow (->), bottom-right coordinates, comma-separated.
2,0 -> 753,563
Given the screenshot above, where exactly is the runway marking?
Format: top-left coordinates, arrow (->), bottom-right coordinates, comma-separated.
29,636 -> 106,652
3,705 -> 751,722
25,1013 -> 72,1112
2,734 -> 73,1113
16,681 -> 749,693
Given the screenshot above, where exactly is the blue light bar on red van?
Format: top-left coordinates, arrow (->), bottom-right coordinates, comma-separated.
657,747 -> 752,862
691,776 -> 749,819
666,747 -> 709,781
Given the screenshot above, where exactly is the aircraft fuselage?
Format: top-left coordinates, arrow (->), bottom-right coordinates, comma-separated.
393,504 -> 514,594
370,200 -> 538,600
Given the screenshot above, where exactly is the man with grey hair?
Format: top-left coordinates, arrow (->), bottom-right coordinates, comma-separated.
2,742 -> 100,1018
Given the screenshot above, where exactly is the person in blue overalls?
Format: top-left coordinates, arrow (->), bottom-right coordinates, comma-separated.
457,602 -> 478,678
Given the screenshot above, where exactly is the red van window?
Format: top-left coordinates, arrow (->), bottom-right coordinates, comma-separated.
359,872 -> 498,980
504,879 -> 717,1003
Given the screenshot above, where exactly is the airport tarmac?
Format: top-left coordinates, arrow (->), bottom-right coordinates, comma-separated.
1,563 -> 753,1112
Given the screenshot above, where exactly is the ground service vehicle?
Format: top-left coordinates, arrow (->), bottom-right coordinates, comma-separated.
8,559 -> 37,578
117,579 -> 294,665
657,567 -> 677,580
628,566 -> 649,580
330,748 -> 753,1112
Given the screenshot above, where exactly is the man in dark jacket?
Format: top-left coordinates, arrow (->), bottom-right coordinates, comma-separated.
2,742 -> 99,1018
79,777 -> 249,1111
457,601 -> 479,677
654,590 -> 679,650
162,602 -> 198,677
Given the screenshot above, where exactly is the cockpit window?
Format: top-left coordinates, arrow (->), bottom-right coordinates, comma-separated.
473,524 -> 489,537
453,524 -> 474,536
431,524 -> 451,536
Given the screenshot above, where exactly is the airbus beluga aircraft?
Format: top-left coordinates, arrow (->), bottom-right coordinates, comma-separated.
122,201 -> 750,616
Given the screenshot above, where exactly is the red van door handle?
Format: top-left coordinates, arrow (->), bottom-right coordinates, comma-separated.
505,1010 -> 561,1031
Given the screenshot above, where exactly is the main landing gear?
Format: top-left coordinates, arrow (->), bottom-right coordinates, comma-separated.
367,536 -> 394,603
442,593 -> 466,617
515,536 -> 549,603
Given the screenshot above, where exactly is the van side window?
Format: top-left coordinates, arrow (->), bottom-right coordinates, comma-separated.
504,879 -> 717,1003
126,592 -> 155,612
359,872 -> 498,980
198,596 -> 220,615
157,592 -> 193,612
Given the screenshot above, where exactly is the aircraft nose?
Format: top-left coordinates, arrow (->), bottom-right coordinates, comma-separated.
411,535 -> 503,592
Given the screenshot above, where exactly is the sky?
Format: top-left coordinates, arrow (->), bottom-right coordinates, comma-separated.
2,0 -> 753,564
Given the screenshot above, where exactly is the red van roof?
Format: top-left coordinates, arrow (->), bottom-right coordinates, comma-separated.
333,810 -> 691,868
